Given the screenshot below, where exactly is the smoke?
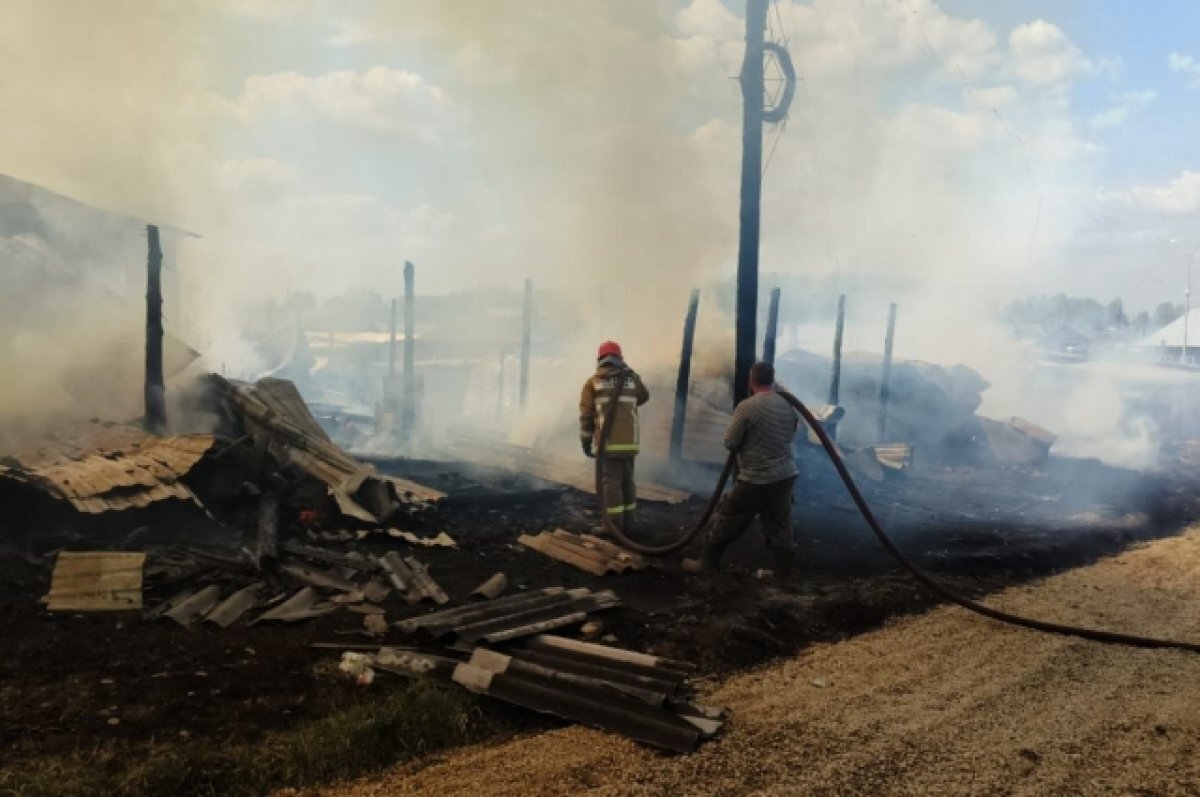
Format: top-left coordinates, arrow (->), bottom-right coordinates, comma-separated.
0,0 -> 1176,471
0,1 -> 215,224
0,1 -> 219,443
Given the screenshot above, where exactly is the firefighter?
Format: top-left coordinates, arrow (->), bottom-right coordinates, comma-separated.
683,361 -> 798,576
579,340 -> 650,534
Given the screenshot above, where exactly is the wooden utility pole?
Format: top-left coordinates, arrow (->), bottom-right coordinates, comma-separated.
879,302 -> 898,442
733,0 -> 769,405
401,261 -> 416,435
762,287 -> 781,365
519,277 -> 532,408
143,225 -> 166,433
827,293 -> 846,439
670,289 -> 701,462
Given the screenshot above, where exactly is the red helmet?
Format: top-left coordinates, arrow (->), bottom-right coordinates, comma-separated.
597,340 -> 623,359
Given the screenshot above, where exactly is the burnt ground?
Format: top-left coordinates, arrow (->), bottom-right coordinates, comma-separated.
1,452 -> 1198,776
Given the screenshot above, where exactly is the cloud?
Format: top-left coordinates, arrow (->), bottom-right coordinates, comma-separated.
1099,171 -> 1200,214
1168,51 -> 1200,88
1008,19 -> 1097,88
784,0 -> 1000,81
1088,89 -> 1157,130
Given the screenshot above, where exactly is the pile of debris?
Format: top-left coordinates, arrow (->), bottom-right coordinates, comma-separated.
343,634 -> 724,753
6,374 -> 726,754
0,376 -> 444,538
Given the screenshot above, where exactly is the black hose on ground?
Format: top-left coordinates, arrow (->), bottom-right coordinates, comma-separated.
596,379 -> 1200,654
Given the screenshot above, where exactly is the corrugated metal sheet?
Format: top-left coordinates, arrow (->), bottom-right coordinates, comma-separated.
470,572 -> 508,600
163,585 -> 222,626
213,376 -> 445,520
280,561 -> 363,596
0,434 -> 215,513
518,529 -> 647,576
394,587 -> 620,644
204,583 -> 265,627
45,551 -> 145,611
251,587 -> 338,624
369,635 -> 724,753
376,552 -> 450,605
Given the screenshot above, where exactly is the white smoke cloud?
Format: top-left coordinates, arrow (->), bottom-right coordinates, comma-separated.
0,0 -> 1181,466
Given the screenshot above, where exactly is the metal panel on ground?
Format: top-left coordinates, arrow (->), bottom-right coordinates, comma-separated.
518,530 -> 647,576
355,640 -> 725,753
163,585 -> 222,626
394,587 -> 620,643
204,583 -> 265,627
45,551 -> 146,611
470,572 -> 508,600
251,587 -> 337,624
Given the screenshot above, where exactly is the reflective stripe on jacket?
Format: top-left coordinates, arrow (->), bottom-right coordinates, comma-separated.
579,360 -> 650,458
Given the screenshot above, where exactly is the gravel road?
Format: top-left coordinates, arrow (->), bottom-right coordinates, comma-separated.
311,528 -> 1200,796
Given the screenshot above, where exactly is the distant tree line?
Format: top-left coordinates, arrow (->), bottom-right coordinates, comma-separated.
1001,294 -> 1183,340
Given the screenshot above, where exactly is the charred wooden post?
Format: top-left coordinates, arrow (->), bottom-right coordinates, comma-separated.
401,261 -> 416,435
256,491 -> 279,568
733,0 -> 769,405
143,225 -> 166,433
763,287 -> 781,365
879,302 -> 898,442
519,277 -> 532,408
669,289 -> 701,462
827,293 -> 846,440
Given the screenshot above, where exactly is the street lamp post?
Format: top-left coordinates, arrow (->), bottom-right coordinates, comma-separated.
1185,245 -> 1200,365
1171,240 -> 1200,364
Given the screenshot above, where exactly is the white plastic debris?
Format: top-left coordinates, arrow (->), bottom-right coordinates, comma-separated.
338,651 -> 376,686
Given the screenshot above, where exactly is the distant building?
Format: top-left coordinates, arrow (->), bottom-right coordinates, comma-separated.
1138,309 -> 1200,365
1036,323 -> 1095,364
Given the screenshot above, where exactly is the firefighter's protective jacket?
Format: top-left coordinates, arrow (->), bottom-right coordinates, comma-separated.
579,359 -> 650,458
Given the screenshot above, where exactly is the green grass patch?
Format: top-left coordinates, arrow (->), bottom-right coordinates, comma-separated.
0,677 -> 486,797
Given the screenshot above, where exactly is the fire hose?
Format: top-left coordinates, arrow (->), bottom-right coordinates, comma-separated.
595,369 -> 1200,654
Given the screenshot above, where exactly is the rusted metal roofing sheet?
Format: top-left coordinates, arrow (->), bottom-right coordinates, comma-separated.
45,551 -> 146,611
0,434 -> 215,513
395,587 -> 620,644
518,529 -> 648,576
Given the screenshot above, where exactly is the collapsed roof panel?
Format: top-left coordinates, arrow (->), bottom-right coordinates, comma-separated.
0,433 -> 216,513
207,375 -> 445,521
